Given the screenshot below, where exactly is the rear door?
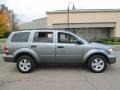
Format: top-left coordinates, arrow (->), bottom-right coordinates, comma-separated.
31,31 -> 55,63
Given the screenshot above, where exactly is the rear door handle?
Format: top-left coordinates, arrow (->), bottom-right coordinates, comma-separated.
31,45 -> 37,48
57,46 -> 64,48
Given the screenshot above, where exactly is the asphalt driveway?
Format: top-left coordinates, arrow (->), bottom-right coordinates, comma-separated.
0,49 -> 119,90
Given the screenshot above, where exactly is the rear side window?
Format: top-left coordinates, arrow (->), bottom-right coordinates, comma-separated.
33,32 -> 53,43
11,32 -> 30,42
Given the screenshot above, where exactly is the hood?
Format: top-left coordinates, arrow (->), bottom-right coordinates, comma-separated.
89,42 -> 111,49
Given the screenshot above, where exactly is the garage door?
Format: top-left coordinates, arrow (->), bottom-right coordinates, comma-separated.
75,28 -> 111,41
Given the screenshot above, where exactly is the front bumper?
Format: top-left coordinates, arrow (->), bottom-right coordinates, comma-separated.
3,55 -> 15,62
108,54 -> 116,64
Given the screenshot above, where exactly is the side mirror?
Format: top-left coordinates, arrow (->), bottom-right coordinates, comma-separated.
75,40 -> 84,45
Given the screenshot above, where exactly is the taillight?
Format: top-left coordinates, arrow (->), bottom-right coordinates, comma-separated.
3,44 -> 9,55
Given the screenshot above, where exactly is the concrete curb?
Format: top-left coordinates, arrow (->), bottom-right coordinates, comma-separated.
0,54 -> 3,57
110,45 -> 120,50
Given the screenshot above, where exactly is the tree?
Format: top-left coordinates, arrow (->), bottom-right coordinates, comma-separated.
0,5 -> 20,38
12,13 -> 20,31
0,12 -> 10,37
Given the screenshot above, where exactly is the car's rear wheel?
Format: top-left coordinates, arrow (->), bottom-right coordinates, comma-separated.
87,55 -> 107,73
16,55 -> 35,73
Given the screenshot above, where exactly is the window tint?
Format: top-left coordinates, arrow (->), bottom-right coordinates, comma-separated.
11,32 -> 30,42
33,32 -> 53,43
58,33 -> 77,43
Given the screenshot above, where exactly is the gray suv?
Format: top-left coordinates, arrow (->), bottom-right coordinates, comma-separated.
3,30 -> 116,73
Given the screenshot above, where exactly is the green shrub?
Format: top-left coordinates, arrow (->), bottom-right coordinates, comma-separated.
95,38 -> 120,45
4,32 -> 10,38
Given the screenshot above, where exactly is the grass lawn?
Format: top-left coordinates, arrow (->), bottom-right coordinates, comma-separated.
0,39 -> 6,45
0,39 -> 6,54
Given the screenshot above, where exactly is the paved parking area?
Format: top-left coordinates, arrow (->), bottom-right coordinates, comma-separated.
0,49 -> 119,90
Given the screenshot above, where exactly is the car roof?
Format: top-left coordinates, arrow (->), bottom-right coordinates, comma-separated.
12,29 -> 69,33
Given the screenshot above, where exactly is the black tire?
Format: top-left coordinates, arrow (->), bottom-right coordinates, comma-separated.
16,55 -> 35,73
87,55 -> 107,73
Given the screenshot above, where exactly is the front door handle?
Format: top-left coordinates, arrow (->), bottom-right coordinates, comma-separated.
31,45 -> 37,48
57,46 -> 64,48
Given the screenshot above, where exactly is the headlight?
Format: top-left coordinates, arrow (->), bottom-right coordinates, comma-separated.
108,48 -> 113,54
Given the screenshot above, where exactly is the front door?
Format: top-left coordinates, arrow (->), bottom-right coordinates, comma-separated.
56,32 -> 83,63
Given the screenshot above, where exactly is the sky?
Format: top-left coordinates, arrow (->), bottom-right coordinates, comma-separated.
1,0 -> 120,23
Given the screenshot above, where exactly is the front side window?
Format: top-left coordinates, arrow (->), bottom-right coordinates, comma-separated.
58,32 -> 77,43
33,32 -> 53,43
11,32 -> 30,42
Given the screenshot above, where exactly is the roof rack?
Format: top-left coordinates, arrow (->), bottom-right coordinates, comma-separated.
17,28 -> 66,31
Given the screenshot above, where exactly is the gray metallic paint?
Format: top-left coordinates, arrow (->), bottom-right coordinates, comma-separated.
13,48 -> 40,63
4,30 -> 116,64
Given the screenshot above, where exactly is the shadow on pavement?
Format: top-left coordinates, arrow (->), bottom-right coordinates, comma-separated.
35,64 -> 89,72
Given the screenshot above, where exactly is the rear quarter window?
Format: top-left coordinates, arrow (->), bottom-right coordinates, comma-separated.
11,32 -> 30,42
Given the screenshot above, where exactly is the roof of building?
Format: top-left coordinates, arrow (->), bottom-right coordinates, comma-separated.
47,9 -> 120,14
20,17 -> 47,29
32,17 -> 47,21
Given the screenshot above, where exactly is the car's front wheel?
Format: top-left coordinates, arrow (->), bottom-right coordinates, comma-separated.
87,55 -> 107,73
16,55 -> 35,73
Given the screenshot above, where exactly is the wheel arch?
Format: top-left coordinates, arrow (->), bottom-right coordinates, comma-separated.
13,48 -> 40,63
82,49 -> 109,64
15,52 -> 35,63
86,53 -> 109,64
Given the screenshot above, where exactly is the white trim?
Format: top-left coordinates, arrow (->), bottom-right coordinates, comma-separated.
53,22 -> 116,28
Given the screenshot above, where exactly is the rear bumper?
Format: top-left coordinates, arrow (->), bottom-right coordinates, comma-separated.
3,55 -> 15,62
108,54 -> 116,64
